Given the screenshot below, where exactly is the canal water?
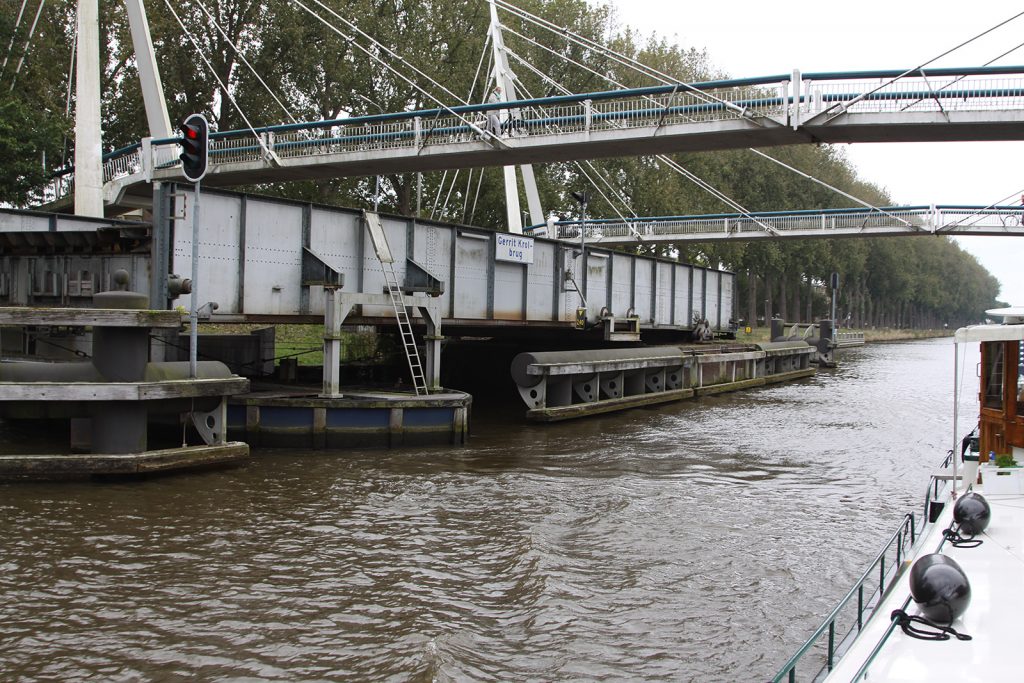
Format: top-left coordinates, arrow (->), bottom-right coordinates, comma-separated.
0,338 -> 977,681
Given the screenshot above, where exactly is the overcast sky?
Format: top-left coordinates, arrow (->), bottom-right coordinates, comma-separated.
602,1 -> 1024,305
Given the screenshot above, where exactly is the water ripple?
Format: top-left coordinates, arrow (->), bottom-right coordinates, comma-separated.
0,339 -> 974,681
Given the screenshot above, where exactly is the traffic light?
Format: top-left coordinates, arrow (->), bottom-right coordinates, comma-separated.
179,113 -> 209,182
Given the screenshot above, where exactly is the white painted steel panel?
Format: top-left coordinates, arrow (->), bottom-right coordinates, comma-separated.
634,258 -> 654,322
305,208 -> 362,317
494,262 -> 525,320
309,208 -> 363,317
241,198 -> 302,315
585,253 -> 609,322
706,270 -> 720,327
453,233 -> 489,318
610,253 -> 632,317
720,272 -> 734,328
174,189 -> 243,315
673,264 -> 692,327
691,269 -> 705,324
413,223 -> 454,320
362,216 -> 409,318
526,241 -> 557,321
0,213 -> 47,232
655,262 -> 673,326
155,188 -> 737,327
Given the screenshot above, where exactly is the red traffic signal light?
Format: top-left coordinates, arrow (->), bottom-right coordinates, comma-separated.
179,113 -> 209,182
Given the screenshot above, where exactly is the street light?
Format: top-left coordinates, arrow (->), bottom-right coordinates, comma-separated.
571,190 -> 589,253
570,190 -> 590,328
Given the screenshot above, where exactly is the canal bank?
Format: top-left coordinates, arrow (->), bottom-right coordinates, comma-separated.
736,326 -> 952,344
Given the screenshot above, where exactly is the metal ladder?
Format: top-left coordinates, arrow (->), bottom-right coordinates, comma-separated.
365,212 -> 428,396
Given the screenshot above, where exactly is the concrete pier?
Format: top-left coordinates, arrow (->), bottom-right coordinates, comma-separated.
0,271 -> 250,481
512,342 -> 816,421
229,387 -> 471,449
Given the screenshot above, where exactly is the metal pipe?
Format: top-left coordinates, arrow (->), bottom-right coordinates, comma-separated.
190,180 -> 201,378
953,340 -> 960,492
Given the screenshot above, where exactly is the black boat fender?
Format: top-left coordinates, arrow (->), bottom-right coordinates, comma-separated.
908,553 -> 972,625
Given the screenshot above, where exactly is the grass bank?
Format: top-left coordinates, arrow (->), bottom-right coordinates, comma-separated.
734,327 -> 951,344
192,323 -> 951,369
197,323 -> 380,366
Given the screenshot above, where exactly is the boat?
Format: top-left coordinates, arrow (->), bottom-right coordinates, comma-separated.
772,307 -> 1024,682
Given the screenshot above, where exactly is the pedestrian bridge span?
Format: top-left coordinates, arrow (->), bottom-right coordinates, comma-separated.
50,66 -> 1024,207
537,205 -> 1024,244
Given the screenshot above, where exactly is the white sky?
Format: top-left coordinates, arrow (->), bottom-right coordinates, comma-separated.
603,1 -> 1024,305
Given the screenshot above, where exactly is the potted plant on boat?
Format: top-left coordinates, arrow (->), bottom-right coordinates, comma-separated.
984,453 -> 1024,494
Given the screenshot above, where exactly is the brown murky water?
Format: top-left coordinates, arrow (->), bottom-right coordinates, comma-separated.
0,338 -> 976,681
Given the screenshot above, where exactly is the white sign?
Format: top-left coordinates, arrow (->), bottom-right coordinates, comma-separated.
495,233 -> 534,264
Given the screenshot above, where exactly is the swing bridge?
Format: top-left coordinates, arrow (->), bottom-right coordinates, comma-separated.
10,0 -> 1024,401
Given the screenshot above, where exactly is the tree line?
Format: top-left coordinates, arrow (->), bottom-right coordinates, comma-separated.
0,0 -> 1002,327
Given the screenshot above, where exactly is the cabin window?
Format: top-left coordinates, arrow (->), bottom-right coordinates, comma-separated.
984,342 -> 1004,410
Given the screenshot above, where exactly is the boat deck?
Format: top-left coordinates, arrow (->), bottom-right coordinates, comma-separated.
828,483 -> 1024,681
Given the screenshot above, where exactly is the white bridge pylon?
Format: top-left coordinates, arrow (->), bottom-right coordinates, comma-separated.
488,0 -> 544,234
537,205 -> 1024,244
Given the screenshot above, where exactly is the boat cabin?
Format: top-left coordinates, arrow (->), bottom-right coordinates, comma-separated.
974,308 -> 1024,461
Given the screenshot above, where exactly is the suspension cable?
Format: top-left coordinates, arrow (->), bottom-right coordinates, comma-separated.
494,0 -> 694,94
0,0 -> 30,79
510,68 -> 638,223
467,33 -> 493,105
817,9 -> 1024,121
302,0 -> 467,105
194,0 -> 301,126
162,0 -> 274,156
498,1 -> 904,226
439,169 -> 461,219
469,167 -> 485,223
657,155 -> 779,235
461,168 -> 474,223
507,42 -> 774,233
747,148 -> 911,223
899,39 -> 1024,112
61,25 -> 77,167
430,169 -> 450,219
288,0 -> 493,141
7,0 -> 46,92
942,185 -> 1024,230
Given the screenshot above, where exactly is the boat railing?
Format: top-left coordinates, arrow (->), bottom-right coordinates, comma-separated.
923,448 -> 956,525
770,512 -> 917,682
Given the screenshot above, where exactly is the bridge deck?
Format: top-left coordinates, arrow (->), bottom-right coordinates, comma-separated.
41,66 -> 1024,207
537,205 -> 1024,244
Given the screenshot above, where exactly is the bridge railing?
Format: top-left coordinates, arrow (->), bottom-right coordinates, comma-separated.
541,205 -> 1024,243
802,72 -> 1024,118
46,65 -> 1024,199
547,207 -> 935,241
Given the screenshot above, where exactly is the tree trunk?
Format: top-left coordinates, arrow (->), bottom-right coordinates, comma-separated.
779,275 -> 789,323
747,270 -> 757,329
806,277 -> 813,322
792,277 -> 802,322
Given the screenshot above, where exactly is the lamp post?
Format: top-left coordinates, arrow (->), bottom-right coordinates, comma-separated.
571,190 -> 589,258
570,191 -> 589,327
